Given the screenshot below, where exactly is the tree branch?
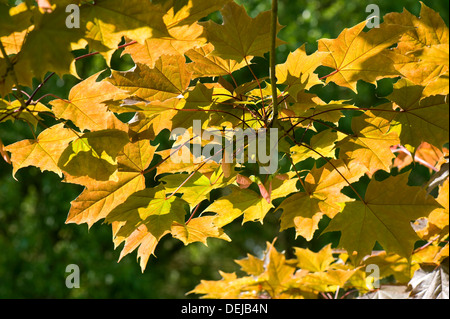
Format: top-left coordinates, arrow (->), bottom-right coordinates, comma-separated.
268,0 -> 278,127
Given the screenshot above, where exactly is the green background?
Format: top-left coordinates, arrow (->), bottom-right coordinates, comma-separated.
0,0 -> 448,298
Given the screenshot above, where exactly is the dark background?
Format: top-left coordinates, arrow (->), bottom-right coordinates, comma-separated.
0,0 -> 448,298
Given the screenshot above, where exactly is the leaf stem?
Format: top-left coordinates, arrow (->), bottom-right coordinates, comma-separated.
186,203 -> 201,225
319,69 -> 339,81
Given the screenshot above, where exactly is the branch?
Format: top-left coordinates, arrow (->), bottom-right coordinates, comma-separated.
26,72 -> 56,106
268,0 -> 278,127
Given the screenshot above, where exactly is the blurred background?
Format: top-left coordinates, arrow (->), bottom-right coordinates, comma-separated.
0,0 -> 448,298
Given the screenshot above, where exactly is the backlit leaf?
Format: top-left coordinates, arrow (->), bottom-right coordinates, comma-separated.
65,140 -> 156,227
186,43 -> 248,78
382,3 -> 449,88
276,45 -> 328,97
294,244 -> 335,273
106,186 -> 187,270
318,20 -> 411,92
206,185 -> 274,227
108,57 -> 192,102
50,72 -> 126,132
277,160 -> 365,240
171,216 -> 231,246
4,123 -> 78,178
325,174 -> 442,262
375,79 -> 449,150
337,111 -> 400,176
201,2 -> 284,62
80,0 -> 169,49
58,129 -> 129,181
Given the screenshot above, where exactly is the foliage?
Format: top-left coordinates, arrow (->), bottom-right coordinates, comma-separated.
0,0 -> 448,298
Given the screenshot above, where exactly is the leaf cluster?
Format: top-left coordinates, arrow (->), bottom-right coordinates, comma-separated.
0,0 -> 448,297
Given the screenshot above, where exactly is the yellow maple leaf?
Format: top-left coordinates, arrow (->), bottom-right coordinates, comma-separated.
318,20 -> 411,92
4,123 -> 78,178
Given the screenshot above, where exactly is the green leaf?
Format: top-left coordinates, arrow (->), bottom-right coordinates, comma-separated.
58,129 -> 129,181
106,186 -> 186,240
65,140 -> 156,227
375,79 -> 449,150
206,185 -> 274,227
325,174 -> 442,263
161,170 -> 233,207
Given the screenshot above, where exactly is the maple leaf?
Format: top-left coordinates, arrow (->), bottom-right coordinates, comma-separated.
258,241 -> 297,297
382,2 -> 449,89
277,160 -> 365,240
409,44 -> 449,67
4,123 -> 78,178
0,29 -> 28,56
58,129 -> 130,182
392,142 -> 446,171
161,170 -> 233,208
0,2 -> 32,37
171,216 -> 231,246
318,20 -> 411,92
269,173 -> 299,201
290,129 -> 345,164
417,179 -> 449,239
408,259 -> 449,299
50,72 -> 126,132
157,0 -> 232,28
156,149 -> 220,177
13,7 -> 85,81
206,185 -> 274,227
235,253 -> 265,277
107,186 -> 187,235
201,1 -> 285,62
110,97 -> 184,139
337,111 -> 400,176
122,23 -> 206,68
123,0 -> 233,66
186,43 -> 248,78
423,73 -> 449,97
287,97 -> 356,125
294,244 -> 336,273
80,0 -> 169,50
375,79 -> 449,150
2,0 -> 448,289
105,186 -> 187,270
189,271 -> 258,299
297,267 -> 358,293
364,252 -> 416,284
108,57 -> 192,102
112,223 -> 166,273
117,84 -> 242,135
65,140 -> 156,228
276,45 -> 328,97
325,174 -> 442,263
